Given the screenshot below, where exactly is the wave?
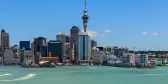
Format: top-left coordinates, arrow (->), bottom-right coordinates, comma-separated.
144,73 -> 168,76
121,73 -> 168,76
0,73 -> 12,76
0,74 -> 36,81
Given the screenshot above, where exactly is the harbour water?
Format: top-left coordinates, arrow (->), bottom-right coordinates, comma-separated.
0,66 -> 168,84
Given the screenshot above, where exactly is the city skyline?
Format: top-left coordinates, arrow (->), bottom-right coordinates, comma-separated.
0,0 -> 168,50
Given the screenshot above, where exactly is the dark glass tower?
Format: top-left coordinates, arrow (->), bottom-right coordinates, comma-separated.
19,41 -> 30,50
33,37 -> 46,63
48,40 -> 63,62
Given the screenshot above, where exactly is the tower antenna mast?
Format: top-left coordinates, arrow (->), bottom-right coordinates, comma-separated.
82,0 -> 89,32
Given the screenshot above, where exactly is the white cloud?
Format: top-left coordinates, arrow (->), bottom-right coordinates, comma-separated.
104,30 -> 112,33
153,32 -> 158,36
141,32 -> 148,35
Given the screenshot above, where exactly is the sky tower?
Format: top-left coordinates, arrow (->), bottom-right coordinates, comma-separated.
82,0 -> 89,32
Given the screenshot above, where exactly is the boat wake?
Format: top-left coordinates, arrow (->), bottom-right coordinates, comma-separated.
0,73 -> 12,77
0,74 -> 36,81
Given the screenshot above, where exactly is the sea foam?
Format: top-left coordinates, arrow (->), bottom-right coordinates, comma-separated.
0,74 -> 36,81
0,73 -> 12,76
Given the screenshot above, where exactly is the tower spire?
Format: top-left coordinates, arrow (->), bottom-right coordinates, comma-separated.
82,0 -> 89,32
84,0 -> 86,10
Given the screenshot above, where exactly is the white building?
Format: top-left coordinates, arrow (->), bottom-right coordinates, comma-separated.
23,50 -> 34,65
4,49 -> 19,64
134,54 -> 140,63
119,53 -> 135,64
126,53 -> 135,64
107,55 -> 120,65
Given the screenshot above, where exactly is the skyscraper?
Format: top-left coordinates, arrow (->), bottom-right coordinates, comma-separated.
91,40 -> 97,48
56,32 -> 66,42
56,32 -> 66,57
19,41 -> 30,50
78,32 -> 91,63
70,26 -> 80,63
65,35 -> 70,43
41,45 -> 47,57
48,40 -> 63,62
1,29 -> 10,62
33,37 -> 46,63
77,0 -> 92,64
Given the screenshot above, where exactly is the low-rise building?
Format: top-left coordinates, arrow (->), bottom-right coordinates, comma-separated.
4,49 -> 19,64
125,53 -> 135,64
139,54 -> 149,64
23,50 -> 34,65
92,47 -> 99,63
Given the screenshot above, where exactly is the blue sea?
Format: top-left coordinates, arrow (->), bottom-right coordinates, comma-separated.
0,66 -> 167,84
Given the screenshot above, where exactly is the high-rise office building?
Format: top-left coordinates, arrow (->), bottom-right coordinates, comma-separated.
65,35 -> 70,43
31,43 -> 34,52
48,40 -> 63,62
91,40 -> 97,48
56,32 -> 66,42
56,32 -> 66,57
19,41 -> 30,50
78,32 -> 91,63
33,37 -> 46,63
70,26 -> 80,63
42,45 -> 47,57
19,48 -> 25,63
1,29 -> 10,62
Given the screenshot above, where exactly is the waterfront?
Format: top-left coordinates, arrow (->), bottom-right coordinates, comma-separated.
0,66 -> 168,84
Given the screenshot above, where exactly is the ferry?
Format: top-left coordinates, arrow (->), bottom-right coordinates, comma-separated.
39,61 -> 56,68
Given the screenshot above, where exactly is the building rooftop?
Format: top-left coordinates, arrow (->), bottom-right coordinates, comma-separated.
78,32 -> 89,35
72,26 -> 79,28
58,32 -> 65,35
1,29 -> 5,32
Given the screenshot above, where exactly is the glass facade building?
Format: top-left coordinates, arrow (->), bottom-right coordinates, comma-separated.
48,40 -> 63,62
33,37 -> 46,63
78,32 -> 91,61
41,45 -> 47,57
91,40 -> 97,48
19,49 -> 25,63
19,41 -> 30,50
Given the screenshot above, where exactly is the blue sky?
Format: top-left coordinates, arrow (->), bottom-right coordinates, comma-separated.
0,0 -> 168,50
